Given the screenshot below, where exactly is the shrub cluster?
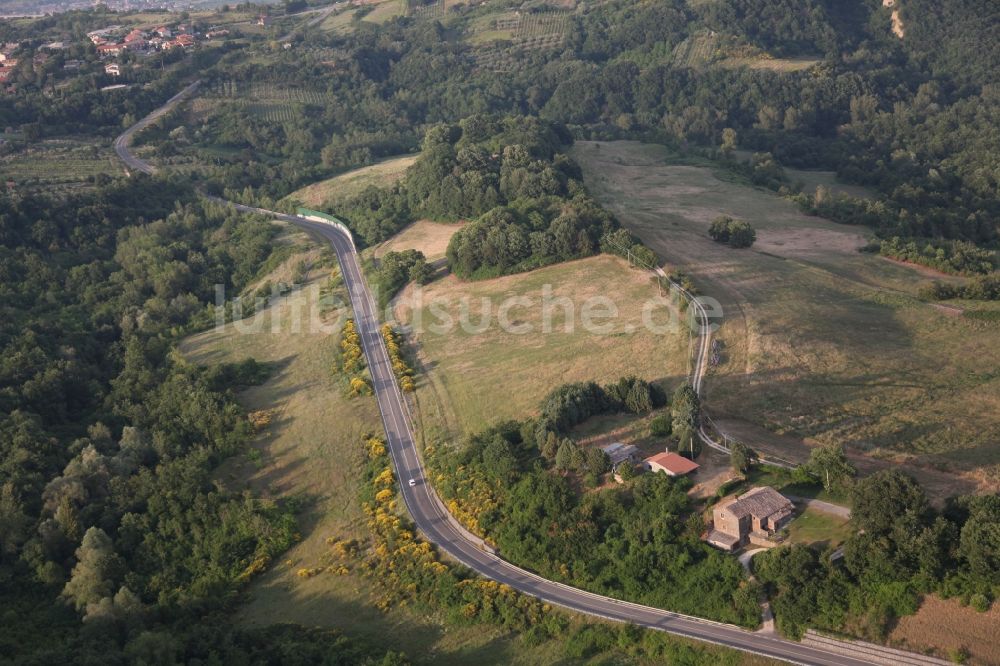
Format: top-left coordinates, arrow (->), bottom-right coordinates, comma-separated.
358,435 -> 560,634
537,377 -> 667,434
370,249 -> 431,309
708,216 -> 757,248
867,237 -> 997,276
920,273 -> 1000,301
381,324 -> 416,392
339,319 -> 371,396
600,228 -> 659,267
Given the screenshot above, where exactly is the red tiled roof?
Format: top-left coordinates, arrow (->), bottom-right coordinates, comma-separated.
645,451 -> 699,475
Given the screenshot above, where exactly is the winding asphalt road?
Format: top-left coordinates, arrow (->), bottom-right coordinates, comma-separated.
114,87 -> 880,666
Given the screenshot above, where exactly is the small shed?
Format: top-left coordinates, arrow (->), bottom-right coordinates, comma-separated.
600,442 -> 640,467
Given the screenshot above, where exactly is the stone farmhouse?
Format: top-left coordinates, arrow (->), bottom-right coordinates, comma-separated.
707,486 -> 794,551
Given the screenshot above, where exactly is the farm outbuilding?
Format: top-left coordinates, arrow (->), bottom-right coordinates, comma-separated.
644,451 -> 699,477
600,442 -> 640,467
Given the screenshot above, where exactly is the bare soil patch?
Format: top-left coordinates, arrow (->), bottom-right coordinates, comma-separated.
687,447 -> 740,500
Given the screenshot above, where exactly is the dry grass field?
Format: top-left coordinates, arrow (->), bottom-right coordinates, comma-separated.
372,219 -> 463,262
781,166 -> 874,199
394,255 -> 692,443
571,140 -> 1000,496
286,154 -> 417,207
317,0 -> 403,32
318,7 -> 360,33
889,595 -> 1000,665
366,0 -> 405,24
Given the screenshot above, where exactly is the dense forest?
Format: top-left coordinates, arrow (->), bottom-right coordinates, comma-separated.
0,177 -> 405,663
317,114 -> 627,279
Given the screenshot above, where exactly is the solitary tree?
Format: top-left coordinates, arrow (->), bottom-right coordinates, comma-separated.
708,216 -> 733,243
721,127 -> 737,152
807,443 -> 855,492
729,441 -> 757,474
671,384 -> 699,433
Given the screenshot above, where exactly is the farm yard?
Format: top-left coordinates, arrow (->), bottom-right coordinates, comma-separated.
572,140 -> 1000,495
785,506 -> 852,549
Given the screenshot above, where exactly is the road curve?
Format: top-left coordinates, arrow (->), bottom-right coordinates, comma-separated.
113,80 -> 202,176
115,92 -> 878,666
